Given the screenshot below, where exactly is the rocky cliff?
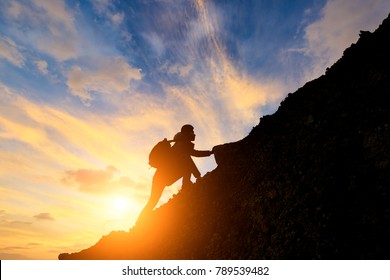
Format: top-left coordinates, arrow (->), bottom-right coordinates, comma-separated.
59,13 -> 390,260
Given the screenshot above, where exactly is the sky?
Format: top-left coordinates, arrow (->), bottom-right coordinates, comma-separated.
0,0 -> 389,260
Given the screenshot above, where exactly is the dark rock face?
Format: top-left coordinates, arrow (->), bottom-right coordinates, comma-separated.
59,13 -> 390,260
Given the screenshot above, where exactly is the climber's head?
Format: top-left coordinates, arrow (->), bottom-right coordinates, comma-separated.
181,124 -> 195,141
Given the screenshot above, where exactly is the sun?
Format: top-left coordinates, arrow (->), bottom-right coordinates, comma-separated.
113,197 -> 129,213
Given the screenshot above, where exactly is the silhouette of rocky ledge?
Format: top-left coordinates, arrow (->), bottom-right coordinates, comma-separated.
59,13 -> 390,260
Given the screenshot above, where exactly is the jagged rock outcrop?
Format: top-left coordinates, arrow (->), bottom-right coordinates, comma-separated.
59,13 -> 390,260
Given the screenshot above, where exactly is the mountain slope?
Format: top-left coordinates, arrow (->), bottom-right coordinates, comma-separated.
59,13 -> 390,260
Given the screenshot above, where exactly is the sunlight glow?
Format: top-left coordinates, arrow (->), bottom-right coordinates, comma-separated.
113,197 -> 130,213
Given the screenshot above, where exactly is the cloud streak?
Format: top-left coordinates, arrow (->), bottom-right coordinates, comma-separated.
33,213 -> 55,221
66,57 -> 142,105
62,165 -> 134,194
158,0 -> 284,138
0,35 -> 25,67
302,0 -> 390,80
3,0 -> 79,61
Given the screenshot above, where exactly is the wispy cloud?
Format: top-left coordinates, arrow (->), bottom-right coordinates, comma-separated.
91,0 -> 125,26
154,0 -> 284,138
91,0 -> 112,14
3,0 -> 79,61
111,12 -> 125,26
0,210 -> 32,226
66,57 -> 142,105
302,0 -> 390,80
143,32 -> 166,57
0,35 -> 25,67
34,59 -> 49,75
33,213 -> 55,221
62,165 -> 134,194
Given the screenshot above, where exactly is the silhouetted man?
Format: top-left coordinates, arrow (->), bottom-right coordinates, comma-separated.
137,124 -> 213,223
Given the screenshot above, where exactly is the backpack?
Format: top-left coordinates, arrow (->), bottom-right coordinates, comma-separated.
148,138 -> 173,168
